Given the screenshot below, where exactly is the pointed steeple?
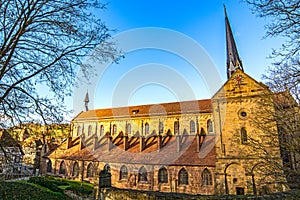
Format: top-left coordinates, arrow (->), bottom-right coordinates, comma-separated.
84,91 -> 89,111
224,5 -> 244,79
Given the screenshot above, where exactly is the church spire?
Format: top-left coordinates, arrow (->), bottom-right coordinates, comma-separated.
84,91 -> 89,111
224,5 -> 244,79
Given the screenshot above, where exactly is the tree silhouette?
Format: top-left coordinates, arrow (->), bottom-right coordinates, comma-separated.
0,0 -> 119,127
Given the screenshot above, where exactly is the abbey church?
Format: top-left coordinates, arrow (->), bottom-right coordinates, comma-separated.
42,8 -> 292,196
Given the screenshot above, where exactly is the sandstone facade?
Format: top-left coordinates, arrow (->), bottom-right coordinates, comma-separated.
41,8 -> 290,197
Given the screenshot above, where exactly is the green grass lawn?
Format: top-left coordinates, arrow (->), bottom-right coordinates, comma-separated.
0,181 -> 72,200
0,176 -> 94,200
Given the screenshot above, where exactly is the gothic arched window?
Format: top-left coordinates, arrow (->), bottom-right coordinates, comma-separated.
59,161 -> 66,175
207,119 -> 213,133
174,121 -> 179,135
241,127 -> 247,144
87,163 -> 94,178
112,124 -> 117,135
88,125 -> 92,136
126,123 -> 131,134
178,168 -> 188,185
190,120 -> 195,134
72,162 -> 79,177
202,168 -> 212,186
100,125 -> 104,136
138,166 -> 147,182
158,167 -> 168,183
159,122 -> 164,134
119,165 -> 128,180
145,123 -> 149,135
77,126 -> 81,136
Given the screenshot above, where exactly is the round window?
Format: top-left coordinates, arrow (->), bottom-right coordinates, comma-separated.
240,111 -> 247,117
238,109 -> 247,119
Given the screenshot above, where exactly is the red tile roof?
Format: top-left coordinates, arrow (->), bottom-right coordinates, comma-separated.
74,99 -> 212,120
48,133 -> 216,166
273,92 -> 298,108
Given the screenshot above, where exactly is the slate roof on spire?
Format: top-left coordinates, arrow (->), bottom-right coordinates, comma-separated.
224,5 -> 244,79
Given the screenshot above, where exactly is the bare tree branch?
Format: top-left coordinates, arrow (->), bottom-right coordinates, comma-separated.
0,0 -> 120,127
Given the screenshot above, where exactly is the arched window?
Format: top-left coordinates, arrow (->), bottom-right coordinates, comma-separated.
112,124 -> 117,135
202,168 -> 212,186
178,168 -> 188,185
59,161 -> 66,175
87,163 -> 94,178
72,162 -> 79,177
207,119 -> 213,133
138,166 -> 147,182
159,122 -> 164,134
241,127 -> 247,144
174,121 -> 179,135
158,167 -> 168,183
190,120 -> 195,134
119,165 -> 128,180
145,123 -> 149,135
88,125 -> 92,136
47,159 -> 52,173
126,123 -> 131,134
100,125 -> 104,136
77,126 -> 81,136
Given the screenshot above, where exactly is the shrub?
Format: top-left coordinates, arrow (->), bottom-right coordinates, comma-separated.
28,177 -> 63,193
66,186 -> 93,196
0,181 -> 71,200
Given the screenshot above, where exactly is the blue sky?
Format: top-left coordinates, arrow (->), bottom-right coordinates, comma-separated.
71,0 -> 284,115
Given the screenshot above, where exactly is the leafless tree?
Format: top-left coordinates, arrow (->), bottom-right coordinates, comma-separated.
245,0 -> 299,98
244,0 -> 300,188
273,91 -> 300,188
245,0 -> 300,58
0,0 -> 119,128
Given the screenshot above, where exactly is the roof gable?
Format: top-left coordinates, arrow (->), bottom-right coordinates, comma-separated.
213,69 -> 270,100
0,130 -> 20,147
0,130 -> 24,155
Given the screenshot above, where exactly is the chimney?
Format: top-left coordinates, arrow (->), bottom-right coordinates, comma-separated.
124,135 -> 129,151
157,135 -> 162,152
176,135 -> 181,152
93,135 -> 98,151
140,136 -> 145,152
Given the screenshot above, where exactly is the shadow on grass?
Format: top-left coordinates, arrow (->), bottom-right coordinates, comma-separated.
0,181 -> 72,200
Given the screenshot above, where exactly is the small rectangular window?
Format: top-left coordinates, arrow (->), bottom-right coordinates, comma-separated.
132,109 -> 139,114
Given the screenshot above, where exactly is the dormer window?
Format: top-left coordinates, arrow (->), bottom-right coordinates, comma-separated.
132,109 -> 139,114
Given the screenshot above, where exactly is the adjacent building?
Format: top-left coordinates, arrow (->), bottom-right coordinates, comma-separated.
0,130 -> 24,179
